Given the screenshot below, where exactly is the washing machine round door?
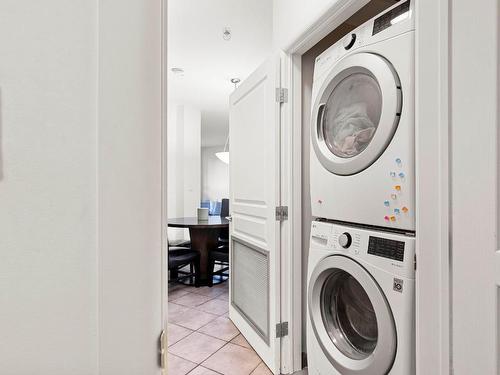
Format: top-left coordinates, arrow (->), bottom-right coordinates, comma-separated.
311,52 -> 402,175
308,255 -> 396,375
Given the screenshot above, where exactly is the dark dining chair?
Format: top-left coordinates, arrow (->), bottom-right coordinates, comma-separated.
208,248 -> 229,287
168,246 -> 200,287
218,198 -> 230,248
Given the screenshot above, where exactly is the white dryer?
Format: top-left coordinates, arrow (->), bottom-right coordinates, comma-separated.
307,220 -> 415,375
310,1 -> 415,231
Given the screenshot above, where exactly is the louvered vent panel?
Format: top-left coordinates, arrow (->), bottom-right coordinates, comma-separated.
231,238 -> 269,342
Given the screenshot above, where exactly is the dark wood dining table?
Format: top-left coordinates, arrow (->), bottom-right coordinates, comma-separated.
168,216 -> 230,286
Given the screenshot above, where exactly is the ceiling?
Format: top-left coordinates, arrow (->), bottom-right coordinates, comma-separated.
168,0 -> 273,147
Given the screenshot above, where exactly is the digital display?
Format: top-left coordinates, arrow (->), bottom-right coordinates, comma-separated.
368,236 -> 405,261
372,1 -> 411,36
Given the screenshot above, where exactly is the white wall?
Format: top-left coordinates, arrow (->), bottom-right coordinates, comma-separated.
201,146 -> 229,202
182,106 -> 202,216
0,1 -> 98,373
167,104 -> 201,218
450,0 -> 499,373
274,0 -> 339,49
98,0 -> 163,374
167,104 -> 201,240
0,1 -> 163,374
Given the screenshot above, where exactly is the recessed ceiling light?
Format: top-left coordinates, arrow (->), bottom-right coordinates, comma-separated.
223,27 -> 231,41
171,67 -> 184,76
230,78 -> 240,89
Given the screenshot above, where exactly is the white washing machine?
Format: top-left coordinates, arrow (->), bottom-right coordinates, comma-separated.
310,1 -> 415,231
307,220 -> 415,375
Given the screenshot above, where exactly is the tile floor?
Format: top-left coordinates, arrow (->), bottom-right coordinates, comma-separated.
168,281 -> 273,375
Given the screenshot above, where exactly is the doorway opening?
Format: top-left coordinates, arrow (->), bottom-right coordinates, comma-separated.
166,1 -> 274,374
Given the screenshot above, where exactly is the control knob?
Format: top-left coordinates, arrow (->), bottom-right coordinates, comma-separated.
338,232 -> 352,249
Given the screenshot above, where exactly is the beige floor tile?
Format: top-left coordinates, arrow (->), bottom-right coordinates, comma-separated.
188,366 -> 220,375
168,353 -> 197,375
216,292 -> 229,302
168,303 -> 191,321
197,298 -> 229,316
230,334 -> 252,349
198,316 -> 239,341
251,362 -> 273,375
191,286 -> 226,298
169,282 -> 189,293
174,292 -> 213,308
169,332 -> 226,364
169,287 -> 192,301
169,308 -> 218,330
202,343 -> 262,375
168,323 -> 193,347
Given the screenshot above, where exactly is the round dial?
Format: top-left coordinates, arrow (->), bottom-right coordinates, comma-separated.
338,232 -> 352,249
343,33 -> 356,50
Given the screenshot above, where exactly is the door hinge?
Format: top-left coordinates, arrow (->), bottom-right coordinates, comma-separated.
276,322 -> 289,338
275,206 -> 288,221
275,87 -> 288,103
158,330 -> 166,369
414,254 -> 417,271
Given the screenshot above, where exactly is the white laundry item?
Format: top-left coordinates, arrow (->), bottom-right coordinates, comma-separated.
330,102 -> 376,157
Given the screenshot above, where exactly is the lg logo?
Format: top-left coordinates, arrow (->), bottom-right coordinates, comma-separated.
393,278 -> 404,293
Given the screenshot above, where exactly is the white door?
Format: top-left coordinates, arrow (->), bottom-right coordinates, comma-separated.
228,56 -> 283,374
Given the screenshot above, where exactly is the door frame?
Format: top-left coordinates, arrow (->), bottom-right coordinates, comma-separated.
161,0 -> 168,371
283,0 -> 451,374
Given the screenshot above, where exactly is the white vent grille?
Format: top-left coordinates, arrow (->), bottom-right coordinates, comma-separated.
231,238 -> 269,341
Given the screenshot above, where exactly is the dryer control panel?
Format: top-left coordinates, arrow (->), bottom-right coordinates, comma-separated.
313,0 -> 414,81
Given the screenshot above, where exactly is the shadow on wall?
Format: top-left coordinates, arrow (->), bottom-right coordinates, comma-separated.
0,89 -> 3,181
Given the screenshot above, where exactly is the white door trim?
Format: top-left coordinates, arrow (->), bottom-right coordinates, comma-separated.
283,0 -> 451,374
279,52 -> 303,374
414,0 -> 450,374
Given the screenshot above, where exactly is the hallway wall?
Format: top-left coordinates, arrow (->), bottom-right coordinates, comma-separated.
0,1 -> 164,374
0,1 -> 98,373
201,146 -> 229,202
167,103 -> 201,240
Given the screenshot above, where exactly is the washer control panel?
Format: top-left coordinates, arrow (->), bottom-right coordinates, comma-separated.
368,236 -> 405,262
310,221 -> 416,278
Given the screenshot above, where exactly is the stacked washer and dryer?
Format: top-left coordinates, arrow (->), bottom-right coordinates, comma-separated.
307,1 -> 416,374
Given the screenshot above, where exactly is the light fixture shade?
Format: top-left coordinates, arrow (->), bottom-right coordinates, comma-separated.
215,151 -> 229,164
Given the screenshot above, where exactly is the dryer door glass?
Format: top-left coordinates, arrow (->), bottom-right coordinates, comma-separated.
321,269 -> 378,359
322,73 -> 382,158
311,53 -> 402,176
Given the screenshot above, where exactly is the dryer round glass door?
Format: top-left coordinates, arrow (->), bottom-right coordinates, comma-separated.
308,255 -> 396,375
311,53 -> 402,176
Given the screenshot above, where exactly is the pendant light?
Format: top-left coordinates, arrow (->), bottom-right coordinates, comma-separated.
215,134 -> 229,164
